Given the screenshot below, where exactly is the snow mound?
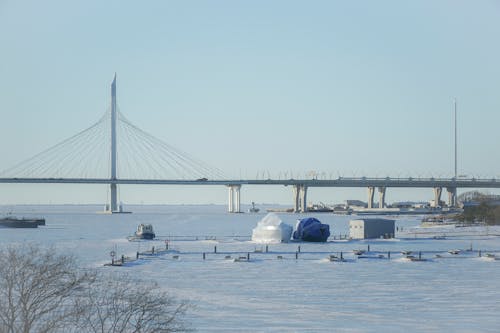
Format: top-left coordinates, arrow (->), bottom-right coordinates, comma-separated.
251,213 -> 293,243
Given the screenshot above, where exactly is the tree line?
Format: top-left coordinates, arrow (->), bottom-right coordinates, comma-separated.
0,244 -> 191,333
458,200 -> 500,225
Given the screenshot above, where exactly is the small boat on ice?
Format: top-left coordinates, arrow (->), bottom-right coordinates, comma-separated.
353,249 -> 366,256
248,202 -> 260,213
128,224 -> 156,240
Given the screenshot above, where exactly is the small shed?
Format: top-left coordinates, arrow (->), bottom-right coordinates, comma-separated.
349,218 -> 395,239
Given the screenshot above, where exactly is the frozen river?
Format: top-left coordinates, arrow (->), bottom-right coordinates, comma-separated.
1,205 -> 500,332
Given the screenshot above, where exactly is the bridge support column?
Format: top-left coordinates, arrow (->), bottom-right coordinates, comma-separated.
293,185 -> 300,213
228,186 -> 233,213
227,185 -> 241,213
292,185 -> 308,212
433,187 -> 442,207
300,186 -> 308,213
367,186 -> 375,209
234,185 -> 241,213
110,183 -> 118,212
378,187 -> 386,209
447,187 -> 457,207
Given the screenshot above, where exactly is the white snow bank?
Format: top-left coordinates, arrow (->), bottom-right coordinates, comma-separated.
251,213 -> 293,243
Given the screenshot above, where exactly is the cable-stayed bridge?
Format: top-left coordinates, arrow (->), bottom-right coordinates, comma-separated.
1,75 -> 499,213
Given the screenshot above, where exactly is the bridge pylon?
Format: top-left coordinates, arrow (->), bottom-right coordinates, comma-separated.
106,73 -> 124,213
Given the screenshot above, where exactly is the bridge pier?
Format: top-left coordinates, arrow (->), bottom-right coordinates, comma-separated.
293,185 -> 300,213
378,187 -> 386,208
110,183 -> 118,212
433,187 -> 442,207
447,187 -> 457,207
301,185 -> 308,213
367,186 -> 375,209
227,185 -> 241,213
292,185 -> 308,213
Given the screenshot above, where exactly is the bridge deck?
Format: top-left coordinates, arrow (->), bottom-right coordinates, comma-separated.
0,177 -> 499,188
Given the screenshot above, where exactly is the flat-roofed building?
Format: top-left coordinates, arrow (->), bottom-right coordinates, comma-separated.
349,218 -> 395,239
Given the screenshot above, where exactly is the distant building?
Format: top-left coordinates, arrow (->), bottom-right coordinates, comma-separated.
349,218 -> 395,239
459,191 -> 500,209
390,201 -> 429,209
345,200 -> 367,208
462,199 -> 500,210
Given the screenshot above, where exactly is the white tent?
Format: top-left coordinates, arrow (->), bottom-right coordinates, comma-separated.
251,213 -> 293,243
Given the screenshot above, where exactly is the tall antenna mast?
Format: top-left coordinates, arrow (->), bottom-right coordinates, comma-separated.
454,98 -> 457,178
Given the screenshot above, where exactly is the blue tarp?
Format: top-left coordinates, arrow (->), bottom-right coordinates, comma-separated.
292,217 -> 330,242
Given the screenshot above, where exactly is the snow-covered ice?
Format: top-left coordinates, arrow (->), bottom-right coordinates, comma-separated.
1,204 -> 500,332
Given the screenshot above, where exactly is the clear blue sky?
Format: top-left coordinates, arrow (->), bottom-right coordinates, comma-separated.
0,1 -> 499,205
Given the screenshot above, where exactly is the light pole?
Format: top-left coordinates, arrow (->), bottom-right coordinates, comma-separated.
454,98 -> 457,179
